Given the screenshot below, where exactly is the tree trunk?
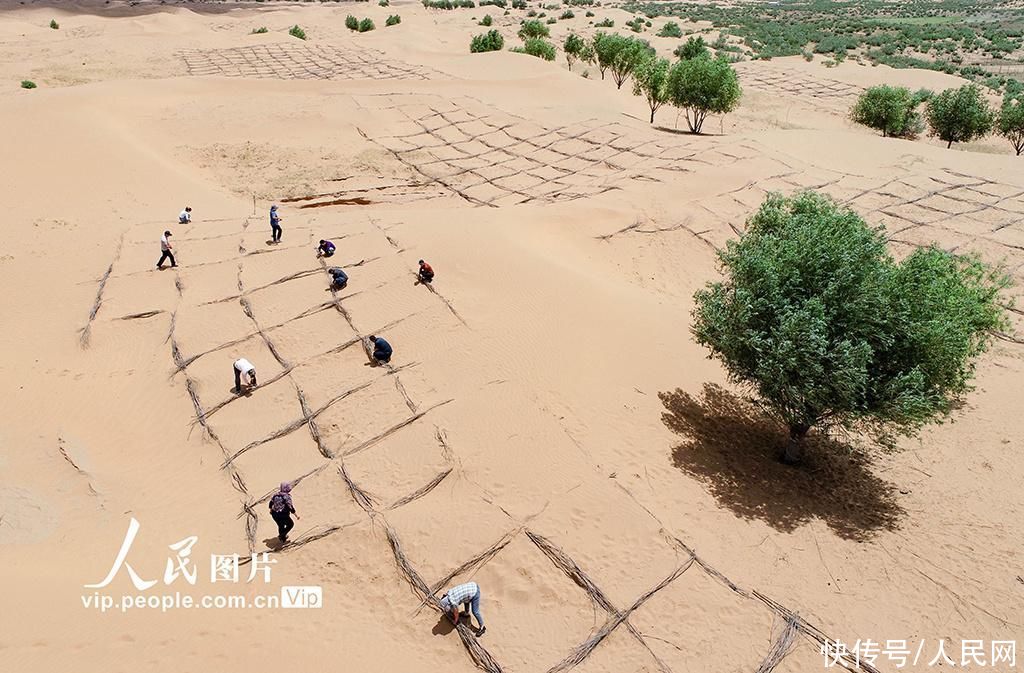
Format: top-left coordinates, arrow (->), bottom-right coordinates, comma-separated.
782,424 -> 809,465
947,139 -> 953,149
650,107 -> 655,124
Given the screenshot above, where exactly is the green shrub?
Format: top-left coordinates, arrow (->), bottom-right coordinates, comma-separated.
251,26 -> 269,34
997,95 -> 1024,155
585,10 -> 594,17
289,25 -> 306,40
526,8 -> 536,16
470,29 -> 505,52
386,14 -> 401,25
512,37 -> 557,60
560,9 -> 574,19
511,0 -> 526,8
657,21 -> 682,38
480,14 -> 493,25
547,17 -> 556,23
346,15 -> 359,30
379,0 -> 389,5
49,19 -> 59,30
479,0 -> 506,6
358,17 -> 375,32
20,80 -> 36,89
594,18 -> 613,28
518,19 -> 550,40
666,55 -> 742,133
675,35 -> 709,60
626,16 -> 645,32
564,32 -> 586,70
850,85 -> 927,138
926,84 -> 995,148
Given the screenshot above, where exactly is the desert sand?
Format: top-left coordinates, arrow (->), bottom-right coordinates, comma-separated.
1,2 -> 1022,672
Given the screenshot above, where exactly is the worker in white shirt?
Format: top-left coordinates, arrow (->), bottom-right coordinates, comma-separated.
233,358 -> 257,393
157,231 -> 176,269
179,206 -> 192,224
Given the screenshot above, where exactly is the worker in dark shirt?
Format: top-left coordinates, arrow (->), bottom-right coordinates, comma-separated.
418,259 -> 434,283
317,240 -> 336,258
368,335 -> 393,364
328,267 -> 348,289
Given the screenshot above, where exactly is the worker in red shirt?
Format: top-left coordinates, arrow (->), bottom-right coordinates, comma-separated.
418,259 -> 434,283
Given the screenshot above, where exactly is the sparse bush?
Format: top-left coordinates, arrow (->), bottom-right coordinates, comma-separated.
594,18 -> 613,28
49,19 -> 59,29
386,14 -> 401,26
692,191 -> 1011,464
358,17 -> 376,32
21,80 -> 36,89
666,55 -> 741,133
470,29 -> 505,52
379,0 -> 389,5
479,0 -> 506,6
512,37 -> 556,61
289,25 -> 306,40
527,8 -> 537,16
926,84 -> 995,148
480,14 -> 492,25
518,19 -> 550,40
511,0 -> 526,8
675,35 -> 709,60
997,94 -> 1024,155
560,10 -> 574,19
801,50 -> 814,61
626,16 -> 645,33
547,17 -> 556,24
251,26 -> 269,34
657,21 -> 682,38
585,10 -> 594,17
346,15 -> 359,30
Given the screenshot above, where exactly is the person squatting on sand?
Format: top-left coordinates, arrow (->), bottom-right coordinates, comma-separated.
179,206 -> 192,224
368,335 -> 392,364
418,259 -> 434,283
328,267 -> 348,289
157,230 -> 176,269
270,205 -> 282,243
440,582 -> 485,636
317,239 -> 336,258
233,358 -> 257,393
268,482 -> 299,543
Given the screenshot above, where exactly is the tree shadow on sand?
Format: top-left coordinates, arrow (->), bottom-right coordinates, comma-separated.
660,383 -> 904,541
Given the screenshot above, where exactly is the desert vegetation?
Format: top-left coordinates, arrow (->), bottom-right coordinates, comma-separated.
470,29 -> 504,52
850,85 -> 931,138
288,25 -> 306,40
693,191 -> 1010,464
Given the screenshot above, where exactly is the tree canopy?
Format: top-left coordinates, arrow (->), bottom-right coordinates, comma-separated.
665,54 -> 741,133
632,55 -> 671,123
850,85 -> 930,138
926,84 -> 995,148
997,94 -> 1024,156
517,19 -> 550,40
692,191 -> 1010,463
563,32 -> 585,70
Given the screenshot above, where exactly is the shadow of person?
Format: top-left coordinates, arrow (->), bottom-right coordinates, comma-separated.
263,536 -> 284,551
431,614 -> 456,636
659,383 -> 904,541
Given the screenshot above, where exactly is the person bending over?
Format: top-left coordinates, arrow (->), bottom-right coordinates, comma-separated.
317,240 -> 336,258
367,335 -> 392,364
418,259 -> 434,283
439,582 -> 485,636
233,358 -> 257,393
328,267 -> 348,290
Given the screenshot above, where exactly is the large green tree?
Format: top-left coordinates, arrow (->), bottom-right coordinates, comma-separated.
997,94 -> 1024,156
926,84 -> 995,149
564,32 -> 585,70
674,35 -> 709,60
665,54 -> 741,133
692,192 -> 1009,464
